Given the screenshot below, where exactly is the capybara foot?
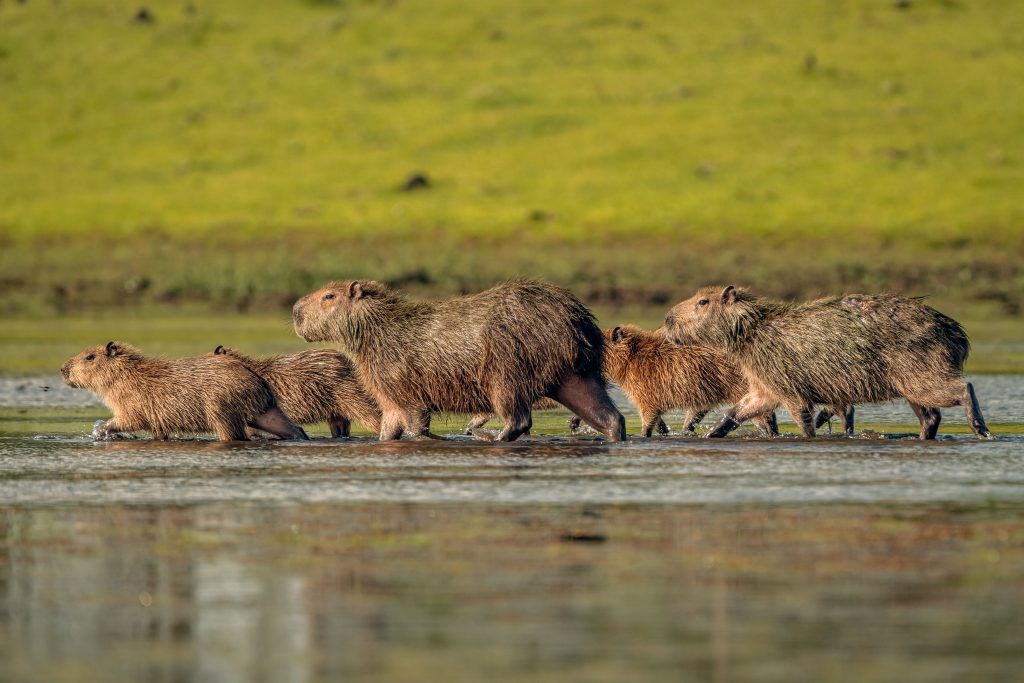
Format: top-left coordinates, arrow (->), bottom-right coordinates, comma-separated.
468,428 -> 499,442
705,415 -> 739,438
251,408 -> 309,440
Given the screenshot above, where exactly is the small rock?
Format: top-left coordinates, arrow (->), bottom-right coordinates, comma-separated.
401,173 -> 430,191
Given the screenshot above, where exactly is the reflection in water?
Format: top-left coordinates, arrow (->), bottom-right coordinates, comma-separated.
2,502 -> 1023,682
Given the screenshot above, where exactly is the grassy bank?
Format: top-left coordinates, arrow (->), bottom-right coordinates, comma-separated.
1,307 -> 1020,375
1,0 -> 1023,315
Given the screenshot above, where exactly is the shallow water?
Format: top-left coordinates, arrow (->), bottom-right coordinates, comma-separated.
1,377 -> 1023,682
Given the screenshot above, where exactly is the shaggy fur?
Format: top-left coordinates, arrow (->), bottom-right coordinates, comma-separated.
61,342 -> 308,441
664,287 -> 990,439
213,346 -> 382,437
292,279 -> 626,442
601,324 -> 779,437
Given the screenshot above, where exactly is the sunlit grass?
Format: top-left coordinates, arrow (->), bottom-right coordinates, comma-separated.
0,0 -> 1022,315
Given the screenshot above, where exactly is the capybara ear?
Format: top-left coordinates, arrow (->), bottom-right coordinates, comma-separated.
611,326 -> 624,343
721,285 -> 737,304
105,341 -> 119,357
214,345 -> 225,355
349,281 -> 364,300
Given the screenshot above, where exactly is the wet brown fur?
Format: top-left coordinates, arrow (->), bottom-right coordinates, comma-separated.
213,346 -> 382,437
292,279 -> 626,442
602,325 -> 779,437
61,342 -> 308,441
664,287 -> 990,439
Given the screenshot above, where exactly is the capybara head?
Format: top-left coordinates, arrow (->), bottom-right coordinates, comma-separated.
664,285 -> 756,347
292,280 -> 392,342
61,341 -> 140,390
602,324 -> 645,376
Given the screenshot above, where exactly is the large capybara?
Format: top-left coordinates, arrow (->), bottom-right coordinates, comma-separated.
600,324 -> 779,437
61,341 -> 309,441
664,287 -> 991,440
291,279 -> 627,442
212,346 -> 382,437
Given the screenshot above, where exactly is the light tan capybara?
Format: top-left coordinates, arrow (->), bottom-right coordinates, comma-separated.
597,324 -> 779,437
291,279 -> 627,442
664,287 -> 990,440
212,345 -> 382,437
61,341 -> 309,441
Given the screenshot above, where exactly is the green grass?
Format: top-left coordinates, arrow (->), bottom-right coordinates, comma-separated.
1,0 -> 1023,315
0,307 -> 1020,375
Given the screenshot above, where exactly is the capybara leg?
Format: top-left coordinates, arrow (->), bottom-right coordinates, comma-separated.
551,375 -> 626,442
814,409 -> 834,430
379,410 -> 405,441
494,404 -> 531,442
923,408 -> 942,440
328,416 -> 351,438
568,416 -> 583,433
682,409 -> 707,433
656,417 -> 670,435
404,409 -> 440,439
785,400 -> 816,438
465,413 -> 494,435
752,412 -> 778,437
251,408 -> 308,440
908,401 -> 927,430
639,410 -> 663,438
94,418 -> 126,439
962,382 -> 992,439
214,416 -> 249,441
707,394 -> 777,438
841,406 -> 855,435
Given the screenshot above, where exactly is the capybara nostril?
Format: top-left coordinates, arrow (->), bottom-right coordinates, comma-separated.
664,313 -> 675,328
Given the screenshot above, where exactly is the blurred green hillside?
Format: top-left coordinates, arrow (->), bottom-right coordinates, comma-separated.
1,0 -> 1022,314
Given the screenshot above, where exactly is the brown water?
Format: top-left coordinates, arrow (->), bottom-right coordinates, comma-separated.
1,376 -> 1023,682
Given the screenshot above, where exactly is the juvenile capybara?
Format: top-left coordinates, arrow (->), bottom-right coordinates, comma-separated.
61,342 -> 309,441
464,397 -> 566,435
664,287 -> 991,440
212,346 -> 382,437
600,324 -> 779,437
291,279 -> 627,442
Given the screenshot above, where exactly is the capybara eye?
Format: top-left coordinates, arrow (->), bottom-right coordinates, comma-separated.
698,299 -> 709,306
323,293 -> 336,301
84,354 -> 95,361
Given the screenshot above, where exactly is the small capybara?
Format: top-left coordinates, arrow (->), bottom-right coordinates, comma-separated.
212,346 -> 382,437
664,287 -> 991,439
61,341 -> 309,441
292,279 -> 627,442
599,324 -> 779,437
464,397 -> 566,435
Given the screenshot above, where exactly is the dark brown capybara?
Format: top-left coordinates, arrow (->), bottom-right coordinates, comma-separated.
212,346 -> 382,437
664,287 -> 990,440
599,324 -> 780,437
291,279 -> 627,442
60,341 -> 308,441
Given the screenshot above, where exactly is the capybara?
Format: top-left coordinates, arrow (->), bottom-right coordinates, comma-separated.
599,324 -> 779,437
464,397 -> 566,435
664,287 -> 990,440
61,341 -> 309,441
292,279 -> 627,442
212,346 -> 382,437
